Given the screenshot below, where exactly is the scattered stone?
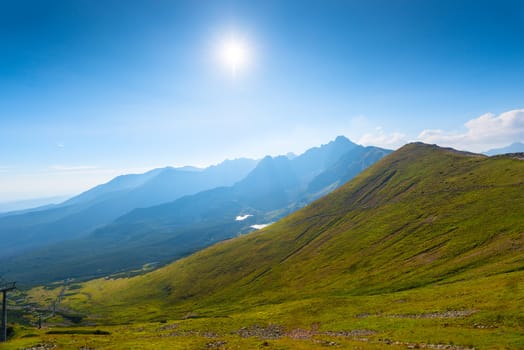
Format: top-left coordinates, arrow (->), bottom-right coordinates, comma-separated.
200,331 -> 219,338
316,340 -> 338,346
378,338 -> 475,349
286,328 -> 313,339
473,323 -> 496,329
157,323 -> 179,331
206,340 -> 226,348
505,152 -> 524,160
356,337 -> 369,342
182,312 -> 199,319
323,329 -> 376,337
235,324 -> 284,339
22,343 -> 56,350
389,310 -> 476,319
157,328 -> 218,338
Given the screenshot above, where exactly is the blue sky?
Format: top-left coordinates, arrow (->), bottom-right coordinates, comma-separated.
1,0 -> 523,201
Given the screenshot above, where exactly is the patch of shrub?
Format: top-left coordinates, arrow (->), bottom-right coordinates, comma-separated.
59,313 -> 84,324
6,326 -> 15,339
46,329 -> 111,335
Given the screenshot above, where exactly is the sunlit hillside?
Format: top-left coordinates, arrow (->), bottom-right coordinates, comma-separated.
8,143 -> 523,349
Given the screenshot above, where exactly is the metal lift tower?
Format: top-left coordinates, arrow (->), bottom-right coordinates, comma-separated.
1,281 -> 16,342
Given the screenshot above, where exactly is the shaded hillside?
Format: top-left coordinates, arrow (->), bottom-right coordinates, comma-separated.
306,146 -> 390,198
1,138 -> 390,284
58,143 -> 523,320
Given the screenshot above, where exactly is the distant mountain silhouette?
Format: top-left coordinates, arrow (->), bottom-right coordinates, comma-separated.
1,137 -> 391,284
0,195 -> 71,216
306,145 -> 391,199
0,158 -> 257,257
484,142 -> 524,156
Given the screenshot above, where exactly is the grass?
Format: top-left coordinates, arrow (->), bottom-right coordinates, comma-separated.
8,272 -> 524,349
10,143 -> 524,349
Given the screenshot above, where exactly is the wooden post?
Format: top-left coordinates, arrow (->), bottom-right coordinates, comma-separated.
1,290 -> 6,342
0,282 -> 16,342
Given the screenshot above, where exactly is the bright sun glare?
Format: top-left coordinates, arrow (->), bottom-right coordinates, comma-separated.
218,36 -> 250,76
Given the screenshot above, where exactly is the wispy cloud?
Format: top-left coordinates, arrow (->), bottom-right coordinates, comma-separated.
417,109 -> 524,152
50,165 -> 99,172
56,143 -> 65,148
358,127 -> 407,149
235,214 -> 252,221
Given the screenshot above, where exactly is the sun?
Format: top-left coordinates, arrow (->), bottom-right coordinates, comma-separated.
218,36 -> 251,76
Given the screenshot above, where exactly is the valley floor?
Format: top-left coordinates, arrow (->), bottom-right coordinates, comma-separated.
6,270 -> 524,349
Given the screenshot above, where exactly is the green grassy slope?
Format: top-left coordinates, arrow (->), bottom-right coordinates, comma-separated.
18,143 -> 524,349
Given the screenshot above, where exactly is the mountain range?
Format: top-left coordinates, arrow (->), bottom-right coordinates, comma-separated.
0,158 -> 258,258
0,137 -> 391,285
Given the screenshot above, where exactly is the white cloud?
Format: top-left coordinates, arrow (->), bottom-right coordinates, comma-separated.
235,214 -> 252,221
417,109 -> 524,152
358,127 -> 407,149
